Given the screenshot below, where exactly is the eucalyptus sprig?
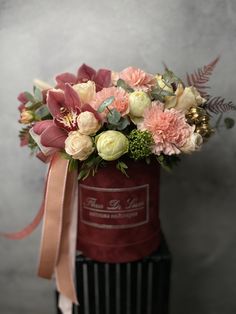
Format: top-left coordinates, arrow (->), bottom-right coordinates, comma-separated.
97,96 -> 130,131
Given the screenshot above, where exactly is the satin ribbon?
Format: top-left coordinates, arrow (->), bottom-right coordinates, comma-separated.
1,152 -> 78,314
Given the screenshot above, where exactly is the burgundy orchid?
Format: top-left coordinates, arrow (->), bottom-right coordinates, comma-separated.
32,83 -> 101,152
55,63 -> 111,92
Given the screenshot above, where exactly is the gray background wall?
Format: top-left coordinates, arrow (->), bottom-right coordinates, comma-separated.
0,0 -> 236,313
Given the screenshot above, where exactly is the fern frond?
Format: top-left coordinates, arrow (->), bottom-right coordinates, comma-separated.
204,96 -> 236,114
186,56 -> 220,99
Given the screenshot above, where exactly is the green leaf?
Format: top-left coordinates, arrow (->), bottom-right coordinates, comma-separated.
117,79 -> 134,93
24,92 -> 35,102
60,152 -> 72,160
77,155 -> 104,180
116,160 -> 129,177
162,70 -> 182,85
159,89 -> 175,97
97,96 -> 115,113
35,105 -> 50,119
224,117 -> 235,129
107,109 -> 121,125
69,158 -> 78,171
25,101 -> 33,108
156,154 -> 180,173
78,168 -> 91,181
34,87 -> 43,102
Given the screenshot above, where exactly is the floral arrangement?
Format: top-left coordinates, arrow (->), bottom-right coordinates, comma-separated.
18,58 -> 235,179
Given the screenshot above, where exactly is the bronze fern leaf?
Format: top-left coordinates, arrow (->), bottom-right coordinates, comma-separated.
186,56 -> 220,99
204,96 -> 236,113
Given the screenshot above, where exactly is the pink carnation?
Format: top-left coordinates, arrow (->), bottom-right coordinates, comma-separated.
119,67 -> 156,91
138,102 -> 194,155
90,87 -> 129,117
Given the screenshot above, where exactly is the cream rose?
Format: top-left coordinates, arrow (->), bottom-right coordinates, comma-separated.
77,111 -> 101,135
180,132 -> 203,154
20,110 -> 34,124
165,84 -> 206,112
73,80 -> 96,104
95,130 -> 129,161
65,131 -> 94,160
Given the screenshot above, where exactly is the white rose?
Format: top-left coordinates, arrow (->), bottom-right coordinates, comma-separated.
77,111 -> 101,135
180,132 -> 203,154
73,80 -> 96,104
65,131 -> 94,160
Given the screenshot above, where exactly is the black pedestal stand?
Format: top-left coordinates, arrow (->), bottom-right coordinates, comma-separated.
56,235 -> 171,314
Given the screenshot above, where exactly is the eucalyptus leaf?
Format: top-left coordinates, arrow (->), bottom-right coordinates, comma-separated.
117,117 -> 130,130
35,105 -> 50,119
34,87 -> 43,101
117,79 -> 134,93
24,92 -> 35,102
97,96 -> 115,113
107,109 -> 121,125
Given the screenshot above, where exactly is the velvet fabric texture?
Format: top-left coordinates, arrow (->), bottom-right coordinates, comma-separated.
77,160 -> 160,262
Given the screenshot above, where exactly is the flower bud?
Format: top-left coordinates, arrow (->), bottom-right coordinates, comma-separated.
20,110 -> 34,124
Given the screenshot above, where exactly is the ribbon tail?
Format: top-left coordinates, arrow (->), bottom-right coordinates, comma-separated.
56,169 -> 79,312
0,163 -> 52,240
0,202 -> 44,239
37,153 -> 69,279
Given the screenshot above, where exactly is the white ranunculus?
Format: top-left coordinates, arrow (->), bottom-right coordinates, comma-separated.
95,130 -> 129,161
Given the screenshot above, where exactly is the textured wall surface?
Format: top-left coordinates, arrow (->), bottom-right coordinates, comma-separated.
0,0 -> 236,313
